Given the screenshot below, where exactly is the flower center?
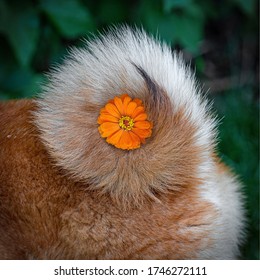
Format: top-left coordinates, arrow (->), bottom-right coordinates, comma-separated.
119,116 -> 134,131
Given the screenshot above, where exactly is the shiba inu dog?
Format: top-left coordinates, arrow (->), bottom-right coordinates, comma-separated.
0,26 -> 245,259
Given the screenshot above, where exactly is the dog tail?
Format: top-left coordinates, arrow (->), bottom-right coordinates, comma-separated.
35,26 -> 217,206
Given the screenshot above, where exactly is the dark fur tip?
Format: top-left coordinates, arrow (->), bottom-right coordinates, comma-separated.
132,63 -> 172,115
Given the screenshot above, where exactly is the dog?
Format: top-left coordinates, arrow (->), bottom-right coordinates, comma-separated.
0,26 -> 245,259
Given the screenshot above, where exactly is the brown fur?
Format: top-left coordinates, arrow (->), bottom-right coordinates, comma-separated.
0,27 -> 245,259
34,69 -> 210,208
0,99 -> 217,259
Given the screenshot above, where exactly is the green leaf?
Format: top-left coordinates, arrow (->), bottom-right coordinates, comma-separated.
136,0 -> 176,44
232,0 -> 256,15
195,57 -> 205,73
40,0 -> 95,38
0,4 -> 40,67
136,0 -> 204,52
176,14 -> 204,53
98,0 -> 128,23
163,0 -> 194,13
0,1 -> 8,33
0,91 -> 9,100
1,68 -> 45,98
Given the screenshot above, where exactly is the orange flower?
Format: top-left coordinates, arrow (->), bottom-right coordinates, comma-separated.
98,94 -> 152,150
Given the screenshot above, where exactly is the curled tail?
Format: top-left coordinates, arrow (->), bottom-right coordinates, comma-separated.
35,26 -> 216,206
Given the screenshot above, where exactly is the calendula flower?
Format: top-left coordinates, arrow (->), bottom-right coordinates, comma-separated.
98,94 -> 152,150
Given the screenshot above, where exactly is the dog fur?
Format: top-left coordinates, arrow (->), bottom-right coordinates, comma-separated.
0,26 -> 245,259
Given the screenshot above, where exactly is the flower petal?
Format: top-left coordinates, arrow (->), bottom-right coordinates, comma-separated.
99,122 -> 120,137
122,95 -> 131,114
133,98 -> 143,106
114,96 -> 124,115
105,103 -> 121,118
132,127 -> 152,139
98,94 -> 152,150
120,93 -> 129,99
119,131 -> 132,149
108,99 -> 115,104
131,106 -> 145,119
107,129 -> 123,145
129,131 -> 141,149
126,101 -> 138,116
133,113 -> 147,122
100,108 -> 108,114
134,121 -> 151,129
98,114 -> 119,124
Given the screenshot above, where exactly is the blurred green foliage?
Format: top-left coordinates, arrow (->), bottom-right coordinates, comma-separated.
0,0 -> 258,259
213,88 -> 259,260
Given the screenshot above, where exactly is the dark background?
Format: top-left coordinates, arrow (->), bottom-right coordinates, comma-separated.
0,0 -> 258,259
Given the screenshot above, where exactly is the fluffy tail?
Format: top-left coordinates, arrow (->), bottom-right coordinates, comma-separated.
35,26 -> 216,206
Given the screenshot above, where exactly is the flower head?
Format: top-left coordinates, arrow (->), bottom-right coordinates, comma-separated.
98,94 -> 152,150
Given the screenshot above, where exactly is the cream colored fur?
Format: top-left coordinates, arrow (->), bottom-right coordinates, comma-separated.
33,26 -> 245,258
35,27 -> 216,203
